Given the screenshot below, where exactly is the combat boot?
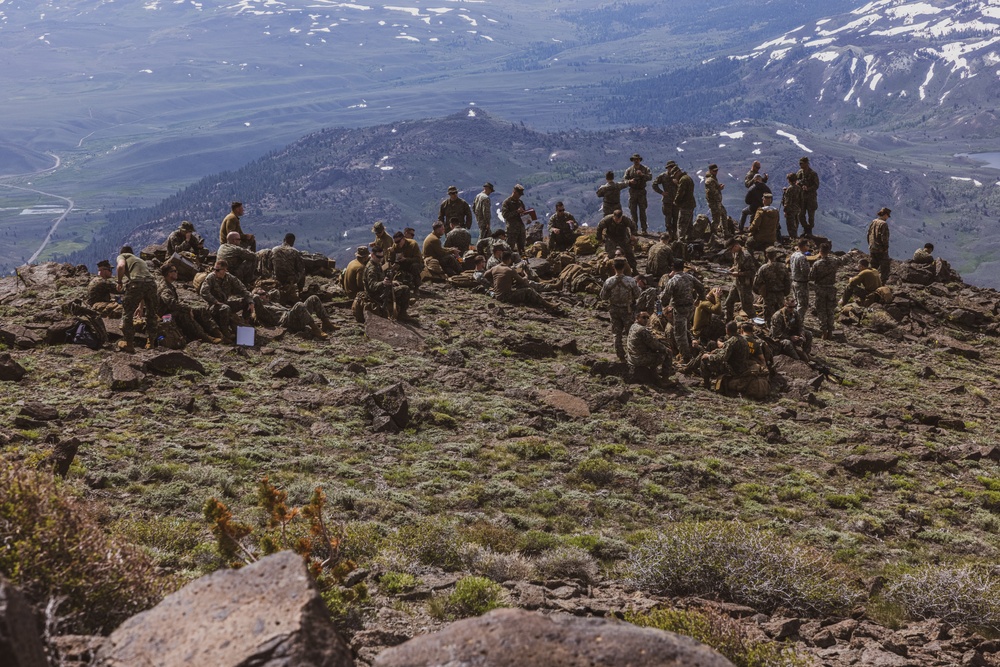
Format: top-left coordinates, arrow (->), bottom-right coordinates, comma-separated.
310,322 -> 328,340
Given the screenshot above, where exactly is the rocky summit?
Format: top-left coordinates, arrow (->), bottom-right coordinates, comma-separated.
2,226 -> 1000,667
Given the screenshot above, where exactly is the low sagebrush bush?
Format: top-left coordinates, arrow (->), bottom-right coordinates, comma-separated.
534,546 -> 599,583
430,575 -> 507,620
0,458 -> 169,633
884,565 -> 1000,632
625,522 -> 863,617
626,607 -> 810,667
391,516 -> 465,571
460,544 -> 535,582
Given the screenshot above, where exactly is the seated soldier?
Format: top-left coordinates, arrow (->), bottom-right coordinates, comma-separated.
769,296 -> 812,362
692,286 -> 725,345
342,246 -> 370,298
700,321 -> 751,389
219,201 -> 256,251
363,246 -> 411,320
482,251 -> 565,316
199,260 -> 255,342
217,231 -> 258,288
626,310 -> 673,384
87,259 -> 123,317
912,243 -> 934,265
271,233 -> 306,305
253,288 -> 334,339
157,264 -> 222,344
423,221 -> 462,277
547,202 -> 579,252
166,221 -> 207,258
371,221 -> 394,256
389,231 -> 423,288
741,320 -> 772,373
841,258 -> 882,306
444,217 -> 473,253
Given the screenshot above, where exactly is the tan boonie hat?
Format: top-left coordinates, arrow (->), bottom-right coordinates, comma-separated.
356,246 -> 370,258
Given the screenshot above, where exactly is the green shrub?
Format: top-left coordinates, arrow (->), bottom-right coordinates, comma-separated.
624,522 -> 863,616
391,516 -> 465,571
0,458 -> 169,633
518,530 -> 562,555
430,576 -> 506,619
627,608 -> 811,667
573,458 -> 618,486
534,546 -> 599,583
884,565 -> 1000,631
379,571 -> 420,595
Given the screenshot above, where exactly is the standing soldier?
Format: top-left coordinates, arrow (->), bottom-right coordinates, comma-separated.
501,184 -> 528,254
753,249 -> 791,324
652,161 -> 679,239
704,163 -> 727,240
867,207 -> 891,285
673,168 -> 696,242
724,238 -> 758,321
600,258 -> 641,361
625,154 -> 653,234
796,157 -> 820,237
438,185 -> 473,230
789,238 -> 811,322
781,173 -> 804,239
473,182 -> 494,242
115,245 -> 159,353
660,259 -> 706,363
597,171 -> 630,217
219,201 -> 256,251
809,241 -> 840,340
744,160 -> 768,188
748,193 -> 780,252
596,209 -> 637,272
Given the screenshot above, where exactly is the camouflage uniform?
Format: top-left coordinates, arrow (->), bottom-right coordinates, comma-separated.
439,196 -> 473,230
789,249 -> 811,322
867,217 -> 891,285
724,249 -> 759,321
217,243 -> 258,289
117,253 -> 158,348
596,180 -> 629,216
753,260 -> 791,323
625,163 -> 653,233
363,260 -> 410,318
547,211 -> 578,252
483,264 -> 560,313
912,248 -> 933,265
87,276 -> 122,316
600,273 -> 641,361
673,172 -> 696,242
501,195 -> 527,254
744,169 -> 767,189
166,229 -> 206,257
388,238 -> 423,288
636,286 -> 659,318
271,243 -> 306,302
796,166 -> 820,235
444,227 -> 473,253
704,173 -> 727,239
769,307 -> 812,360
473,191 -> 492,240
748,206 -> 780,251
781,184 -> 803,238
645,240 -> 674,280
652,170 -> 679,238
279,295 -> 331,333
661,271 -> 705,362
200,270 -> 253,336
158,279 -> 218,342
701,333 -> 751,387
809,254 -> 842,337
626,321 -> 672,379
595,214 -> 637,271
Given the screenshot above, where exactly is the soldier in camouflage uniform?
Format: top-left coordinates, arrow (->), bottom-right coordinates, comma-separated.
482,251 -> 564,315
364,246 -> 411,320
789,238 -> 811,323
673,169 -> 696,243
157,264 -> 222,344
438,185 -> 473,229
596,209 -> 637,272
748,193 -> 780,252
651,162 -> 678,239
217,231 -> 258,288
371,221 -> 394,256
769,296 -> 812,361
501,184 -> 528,254
219,202 -> 256,251
867,207 -> 891,285
753,249 -> 791,324
660,259 -> 705,363
912,243 -> 934,265
625,154 -> 653,233
271,233 -> 306,305
200,259 -> 255,341
389,232 -> 423,288
704,164 -> 728,240
547,202 -> 578,252
166,221 -> 207,258
744,161 -> 768,189
809,242 -> 841,340
635,274 -> 659,317
645,233 -> 674,281
626,311 -> 673,383
700,321 -> 751,389
87,260 -> 123,317
796,157 -> 820,237
781,173 -> 803,239
115,246 -> 158,353
597,171 -> 630,217
473,182 -> 494,242
724,238 -> 758,321
600,258 -> 641,361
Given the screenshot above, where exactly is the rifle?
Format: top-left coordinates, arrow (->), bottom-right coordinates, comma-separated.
809,360 -> 846,384
386,266 -> 399,321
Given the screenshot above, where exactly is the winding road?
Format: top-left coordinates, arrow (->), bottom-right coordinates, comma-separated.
0,152 -> 74,265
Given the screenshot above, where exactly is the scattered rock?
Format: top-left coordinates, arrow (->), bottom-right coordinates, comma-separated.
588,359 -> 630,379
761,617 -> 802,640
144,350 -> 207,376
589,388 -> 632,412
504,334 -> 557,358
18,402 -> 59,422
42,437 -> 80,478
364,314 -> 424,350
841,454 -> 899,475
269,359 -> 300,379
345,362 -> 367,374
364,383 -> 410,433
98,357 -> 146,392
94,551 -> 354,667
373,608 -> 734,667
0,354 -> 27,382
222,367 -> 244,381
537,389 -> 590,419
0,576 -> 48,667
344,568 -> 369,587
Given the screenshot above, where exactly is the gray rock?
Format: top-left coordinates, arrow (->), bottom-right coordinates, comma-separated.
0,577 -> 48,667
364,384 -> 409,433
269,359 -> 300,379
18,401 -> 59,422
841,453 -> 899,475
0,354 -> 27,382
144,350 -> 207,376
95,551 -> 353,667
373,608 -> 734,667
98,357 -> 146,391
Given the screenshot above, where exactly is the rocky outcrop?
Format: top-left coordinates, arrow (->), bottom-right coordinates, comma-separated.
0,577 -> 48,667
373,607 -> 734,667
94,551 -> 354,667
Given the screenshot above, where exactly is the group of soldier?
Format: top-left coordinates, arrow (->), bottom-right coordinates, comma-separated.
81,154 -> 920,397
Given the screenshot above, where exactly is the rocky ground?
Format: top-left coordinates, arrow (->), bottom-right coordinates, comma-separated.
2,234 -> 1000,667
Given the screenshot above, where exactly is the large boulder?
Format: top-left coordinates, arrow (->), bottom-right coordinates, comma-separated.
364,383 -> 410,433
0,577 -> 48,667
373,608 -> 734,667
98,357 -> 146,391
95,551 -> 354,667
